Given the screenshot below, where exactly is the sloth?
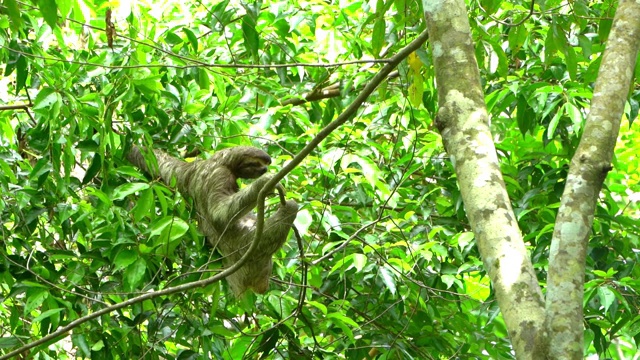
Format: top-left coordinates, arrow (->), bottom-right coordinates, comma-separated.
127,146 -> 298,295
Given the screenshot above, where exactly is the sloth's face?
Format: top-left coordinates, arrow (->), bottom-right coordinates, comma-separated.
235,158 -> 270,179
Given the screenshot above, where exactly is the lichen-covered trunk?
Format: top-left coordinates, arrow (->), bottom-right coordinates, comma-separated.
545,1 -> 640,358
423,1 -> 547,358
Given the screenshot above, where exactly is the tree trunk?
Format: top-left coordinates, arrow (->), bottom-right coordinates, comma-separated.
545,1 -> 640,358
423,0 -> 546,358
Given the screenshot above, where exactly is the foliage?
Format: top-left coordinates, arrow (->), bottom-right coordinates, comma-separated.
0,0 -> 639,358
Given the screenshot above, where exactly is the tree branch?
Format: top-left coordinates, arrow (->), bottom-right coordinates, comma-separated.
545,1 -> 640,357
280,84 -> 341,106
0,103 -> 32,111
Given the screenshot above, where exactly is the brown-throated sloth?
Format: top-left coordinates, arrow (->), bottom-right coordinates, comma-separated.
126,146 -> 298,295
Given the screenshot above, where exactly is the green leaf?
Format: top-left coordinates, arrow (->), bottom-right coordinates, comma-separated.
124,258 -> 147,290
565,45 -> 577,80
112,182 -> 150,201
149,216 -> 175,237
70,0 -> 89,23
154,187 -> 169,215
352,253 -> 366,272
165,31 -> 183,45
37,0 -> 58,28
489,41 -> 508,77
4,0 -> 23,30
57,0 -> 70,17
114,249 -> 138,271
507,24 -> 527,52
441,274 -> 456,289
0,158 -> 17,183
597,286 -> 616,313
212,73 -> 227,103
598,18 -> 612,40
241,14 -> 259,58
86,187 -> 112,207
133,187 -> 154,222
0,337 -> 21,348
166,218 -> 189,241
565,101 -> 583,133
463,273 -> 490,301
91,340 -> 106,351
184,102 -> 205,114
456,232 -> 474,249
627,317 -> 640,337
133,76 -> 164,95
63,262 -> 84,284
15,55 -> 28,93
578,34 -> 592,59
256,328 -> 279,358
372,17 -> 385,57
32,308 -> 64,322
183,27 -> 198,51
480,0 -> 500,13
25,288 -> 49,314
197,68 -> 211,90
329,253 -> 351,275
408,73 -> 424,108
340,153 -> 382,190
33,87 -> 58,109
516,93 -> 533,136
544,22 -> 562,61
307,301 -> 328,315
72,334 -> 91,357
327,312 -> 358,341
82,153 -> 101,184
546,104 -> 564,139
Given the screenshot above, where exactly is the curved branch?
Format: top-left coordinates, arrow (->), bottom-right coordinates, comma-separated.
275,183 -> 287,205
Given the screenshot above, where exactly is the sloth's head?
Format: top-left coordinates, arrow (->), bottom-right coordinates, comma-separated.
215,147 -> 272,179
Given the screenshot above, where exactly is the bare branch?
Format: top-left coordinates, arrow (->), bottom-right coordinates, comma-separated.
0,103 -> 32,111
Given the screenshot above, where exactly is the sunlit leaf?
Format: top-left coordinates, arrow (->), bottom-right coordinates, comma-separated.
112,182 -> 150,201
598,286 -> 616,313
32,308 -> 64,323
408,73 -> 424,107
379,266 -> 396,294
